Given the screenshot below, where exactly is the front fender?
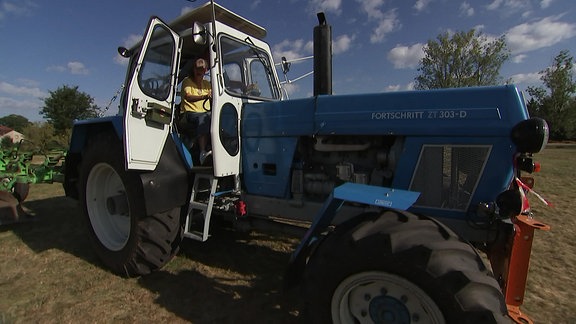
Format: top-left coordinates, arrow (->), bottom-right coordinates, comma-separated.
284,183 -> 420,288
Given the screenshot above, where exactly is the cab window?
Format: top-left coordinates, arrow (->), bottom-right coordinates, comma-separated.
220,36 -> 279,100
137,25 -> 175,101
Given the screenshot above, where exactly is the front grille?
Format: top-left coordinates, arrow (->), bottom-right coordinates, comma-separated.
409,145 -> 491,211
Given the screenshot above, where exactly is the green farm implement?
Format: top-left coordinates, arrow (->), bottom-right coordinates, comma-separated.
0,143 -> 65,224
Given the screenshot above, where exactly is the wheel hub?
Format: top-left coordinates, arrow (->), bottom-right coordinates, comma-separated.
369,296 -> 410,323
332,271 -> 445,324
106,193 -> 129,216
85,162 -> 130,251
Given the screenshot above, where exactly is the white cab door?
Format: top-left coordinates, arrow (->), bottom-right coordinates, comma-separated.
124,17 -> 181,170
210,22 -> 281,176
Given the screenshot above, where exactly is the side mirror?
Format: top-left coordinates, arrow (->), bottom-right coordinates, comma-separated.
193,22 -> 207,45
281,57 -> 291,74
117,46 -> 133,58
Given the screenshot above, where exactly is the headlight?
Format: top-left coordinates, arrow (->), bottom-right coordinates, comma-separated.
511,118 -> 549,153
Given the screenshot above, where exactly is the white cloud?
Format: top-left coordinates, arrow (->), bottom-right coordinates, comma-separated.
540,0 -> 553,9
385,82 -> 415,92
272,39 -> 313,62
414,0 -> 433,12
521,11 -> 532,19
386,84 -> 401,92
512,54 -> 528,63
509,72 -> 541,84
506,16 -> 576,54
0,96 -> 42,113
370,9 -> 400,44
359,0 -> 385,19
459,2 -> 475,17
123,34 -> 142,49
0,81 -> 45,98
68,62 -> 89,75
114,55 -> 129,66
47,61 -> 90,75
486,0 -> 552,17
15,78 -> 40,88
308,0 -> 342,15
0,0 -> 36,20
114,34 -> 142,65
250,0 -> 262,10
487,0 -> 502,10
473,24 -> 485,32
181,6 -> 194,15
487,0 -> 527,11
281,82 -> 300,98
0,80 -> 45,120
332,34 -> 355,54
356,0 -> 401,43
387,43 -> 425,69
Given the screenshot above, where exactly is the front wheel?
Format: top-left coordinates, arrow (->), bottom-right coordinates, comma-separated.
302,210 -> 508,323
79,133 -> 183,276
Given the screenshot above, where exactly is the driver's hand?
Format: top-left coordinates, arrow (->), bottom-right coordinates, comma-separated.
246,83 -> 261,96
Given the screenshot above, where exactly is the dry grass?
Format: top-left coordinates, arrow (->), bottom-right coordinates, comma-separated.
522,145 -> 576,323
0,146 -> 574,323
0,185 -> 301,323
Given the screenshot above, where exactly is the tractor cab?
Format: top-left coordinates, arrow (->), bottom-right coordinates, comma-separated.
119,2 -> 282,176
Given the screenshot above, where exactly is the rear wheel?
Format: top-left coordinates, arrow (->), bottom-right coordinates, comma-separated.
79,133 -> 183,276
302,210 -> 508,324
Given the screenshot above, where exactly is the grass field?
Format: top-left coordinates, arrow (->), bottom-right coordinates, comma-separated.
0,146 -> 574,323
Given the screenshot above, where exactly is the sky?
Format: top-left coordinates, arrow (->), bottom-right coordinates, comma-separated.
0,0 -> 575,122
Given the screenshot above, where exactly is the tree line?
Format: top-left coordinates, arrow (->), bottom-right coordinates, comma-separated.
414,29 -> 575,141
1,29 -> 575,148
0,85 -> 101,152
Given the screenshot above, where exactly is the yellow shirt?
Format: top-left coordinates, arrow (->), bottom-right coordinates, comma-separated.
181,77 -> 211,113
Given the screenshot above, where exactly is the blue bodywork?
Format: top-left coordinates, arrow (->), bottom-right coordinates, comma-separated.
68,116 -> 123,153
241,85 -> 528,218
66,84 -> 528,222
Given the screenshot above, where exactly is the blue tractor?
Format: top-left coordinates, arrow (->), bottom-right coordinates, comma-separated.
63,2 -> 550,323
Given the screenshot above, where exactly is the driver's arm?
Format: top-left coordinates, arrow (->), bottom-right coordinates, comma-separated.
184,88 -> 211,102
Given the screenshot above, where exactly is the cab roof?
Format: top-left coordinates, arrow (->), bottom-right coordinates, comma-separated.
168,2 -> 267,39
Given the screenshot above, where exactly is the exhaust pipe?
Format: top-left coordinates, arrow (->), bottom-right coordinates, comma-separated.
314,12 -> 332,96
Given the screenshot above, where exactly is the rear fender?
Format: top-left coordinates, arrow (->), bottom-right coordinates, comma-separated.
64,117 -> 123,199
140,136 -> 189,215
64,117 -> 189,215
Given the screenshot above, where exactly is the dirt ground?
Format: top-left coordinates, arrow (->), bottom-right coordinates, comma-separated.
0,147 -> 574,323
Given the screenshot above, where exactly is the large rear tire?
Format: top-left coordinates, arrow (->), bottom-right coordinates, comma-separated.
302,210 -> 508,324
79,133 -> 184,277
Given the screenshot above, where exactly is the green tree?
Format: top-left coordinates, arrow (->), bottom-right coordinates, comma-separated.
527,50 -> 576,140
0,114 -> 31,133
40,85 -> 101,135
20,122 -> 66,152
415,29 -> 510,90
1,136 -> 14,149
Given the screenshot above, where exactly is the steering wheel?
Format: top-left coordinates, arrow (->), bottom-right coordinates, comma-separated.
203,97 -> 212,111
142,78 -> 168,98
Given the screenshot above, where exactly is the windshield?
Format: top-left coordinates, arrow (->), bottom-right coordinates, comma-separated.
220,36 -> 279,100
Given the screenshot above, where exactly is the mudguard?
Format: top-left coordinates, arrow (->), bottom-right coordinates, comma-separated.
285,183 -> 420,287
